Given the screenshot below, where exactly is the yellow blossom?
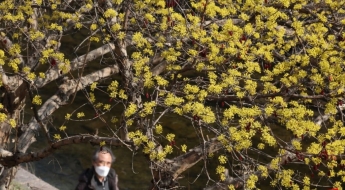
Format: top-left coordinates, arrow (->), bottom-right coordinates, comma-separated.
65,113 -> 71,120
181,144 -> 187,153
100,141 -> 106,146
166,133 -> 175,142
59,125 -> 67,131
90,24 -> 98,30
104,9 -> 117,18
53,134 -> 61,140
9,119 -> 16,128
32,95 -> 42,105
218,155 -> 227,164
77,112 -> 85,118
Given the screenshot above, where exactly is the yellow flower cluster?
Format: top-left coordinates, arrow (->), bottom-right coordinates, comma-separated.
110,117 -> 118,124
90,24 -> 97,31
129,129 -> 174,162
183,102 -> 215,123
99,141 -> 106,147
65,113 -> 71,120
53,134 -> 61,140
162,48 -> 181,63
155,124 -> 163,134
218,155 -> 227,164
164,93 -> 184,106
291,140 -> 302,150
325,140 -> 345,155
90,82 -> 97,91
207,84 -> 223,94
246,174 -> 258,189
26,73 -> 36,81
257,165 -> 268,178
0,51 -> 4,65
8,44 -> 21,56
9,119 -> 16,128
164,145 -> 173,154
166,133 -> 175,142
181,144 -> 187,153
327,160 -> 338,169
111,23 -> 121,32
154,75 -> 169,87
270,157 -> 280,170
103,104 -> 111,111
0,113 -> 7,122
75,22 -> 83,29
90,37 -> 99,42
216,165 -> 226,181
261,130 -> 276,146
3,12 -> 25,22
144,13 -> 155,23
124,103 -> 137,117
149,147 -> 173,162
139,101 -> 156,117
77,112 -> 85,118
244,80 -> 257,95
128,130 -> 148,146
49,23 -> 63,31
104,9 -> 117,18
118,89 -> 127,100
303,176 -> 310,186
132,32 -> 149,48
89,93 -> 95,103
117,32 -> 126,40
32,95 -> 42,105
197,90 -> 208,102
184,84 -> 199,94
257,143 -> 265,150
29,30 -> 45,41
107,80 -> 119,98
59,125 -> 66,131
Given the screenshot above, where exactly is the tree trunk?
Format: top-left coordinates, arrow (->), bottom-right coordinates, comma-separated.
0,81 -> 27,189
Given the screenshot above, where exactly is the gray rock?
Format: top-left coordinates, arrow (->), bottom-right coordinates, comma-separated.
12,167 -> 58,190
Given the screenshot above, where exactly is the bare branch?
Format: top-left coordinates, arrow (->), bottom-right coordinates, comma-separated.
18,64 -> 119,153
1,135 -> 123,167
34,43 -> 116,88
170,138 -> 223,181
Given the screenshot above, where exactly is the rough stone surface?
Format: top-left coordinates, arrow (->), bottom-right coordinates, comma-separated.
12,167 -> 58,190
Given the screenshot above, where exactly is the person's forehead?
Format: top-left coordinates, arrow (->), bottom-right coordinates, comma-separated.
98,151 -> 112,160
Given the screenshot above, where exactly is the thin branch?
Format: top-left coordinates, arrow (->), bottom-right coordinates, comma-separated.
34,43 -> 116,88
1,135 -> 125,167
18,64 -> 119,153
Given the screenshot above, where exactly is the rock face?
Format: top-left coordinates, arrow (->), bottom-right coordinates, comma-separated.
12,167 -> 58,190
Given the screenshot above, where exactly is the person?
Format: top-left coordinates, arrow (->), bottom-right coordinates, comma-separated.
76,146 -> 119,190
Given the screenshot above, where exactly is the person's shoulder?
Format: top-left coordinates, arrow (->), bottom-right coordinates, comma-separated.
108,168 -> 117,177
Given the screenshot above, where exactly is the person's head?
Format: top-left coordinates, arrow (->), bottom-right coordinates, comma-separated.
92,146 -> 116,177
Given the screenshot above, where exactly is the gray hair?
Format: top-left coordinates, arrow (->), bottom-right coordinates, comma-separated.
92,146 -> 116,163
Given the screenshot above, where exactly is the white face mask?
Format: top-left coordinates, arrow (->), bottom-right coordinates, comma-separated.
95,166 -> 110,177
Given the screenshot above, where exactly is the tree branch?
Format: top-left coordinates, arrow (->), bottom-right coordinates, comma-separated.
1,134 -> 123,167
170,138 -> 223,180
18,64 -> 119,153
34,43 -> 116,88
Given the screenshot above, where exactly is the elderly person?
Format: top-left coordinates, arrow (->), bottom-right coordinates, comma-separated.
76,146 -> 119,190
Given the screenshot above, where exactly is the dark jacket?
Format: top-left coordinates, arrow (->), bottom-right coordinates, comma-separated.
76,167 -> 119,190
